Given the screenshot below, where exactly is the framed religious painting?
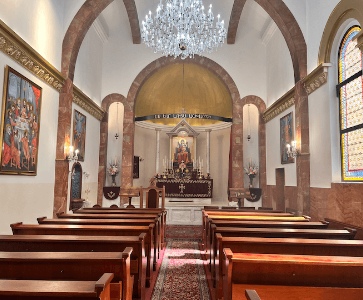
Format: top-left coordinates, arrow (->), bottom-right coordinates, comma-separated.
72,110 -> 86,162
0,66 -> 42,175
172,136 -> 194,166
280,111 -> 294,164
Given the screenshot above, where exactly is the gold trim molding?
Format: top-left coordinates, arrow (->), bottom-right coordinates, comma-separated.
0,19 -> 105,120
0,19 -> 64,91
303,63 -> 332,95
263,87 -> 295,122
73,85 -> 105,121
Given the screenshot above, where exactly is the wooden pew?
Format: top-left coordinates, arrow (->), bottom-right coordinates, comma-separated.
0,250 -> 133,300
0,234 -> 147,299
214,234 -> 363,299
0,273 -> 114,300
202,211 -> 308,250
223,248 -> 363,300
202,215 -> 310,251
75,208 -> 167,248
245,289 -> 261,300
11,222 -> 154,290
241,285 -> 363,300
210,225 -> 356,284
39,216 -> 161,263
58,211 -> 166,249
205,219 -> 329,259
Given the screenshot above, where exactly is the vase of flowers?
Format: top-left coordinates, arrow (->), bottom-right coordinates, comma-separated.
244,161 -> 258,188
108,160 -> 119,186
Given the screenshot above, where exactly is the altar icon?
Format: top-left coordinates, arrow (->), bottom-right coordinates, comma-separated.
171,136 -> 193,179
174,137 -> 192,164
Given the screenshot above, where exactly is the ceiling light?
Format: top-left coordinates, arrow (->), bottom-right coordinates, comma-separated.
141,0 -> 227,60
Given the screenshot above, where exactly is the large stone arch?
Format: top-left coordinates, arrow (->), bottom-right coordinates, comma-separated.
318,0 -> 363,64
61,0 -> 114,80
228,0 -> 306,83
97,94 -> 133,204
127,55 -> 262,191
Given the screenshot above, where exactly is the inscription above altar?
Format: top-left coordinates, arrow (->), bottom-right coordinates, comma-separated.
156,178 -> 213,198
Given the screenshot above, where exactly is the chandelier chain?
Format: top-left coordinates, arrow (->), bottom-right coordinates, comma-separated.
141,0 -> 227,59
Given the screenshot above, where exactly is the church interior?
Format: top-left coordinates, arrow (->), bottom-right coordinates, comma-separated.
0,0 -> 363,299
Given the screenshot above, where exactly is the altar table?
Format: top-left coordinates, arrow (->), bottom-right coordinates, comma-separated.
156,178 -> 213,198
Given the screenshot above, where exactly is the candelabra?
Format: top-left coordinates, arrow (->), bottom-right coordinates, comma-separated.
286,140 -> 299,158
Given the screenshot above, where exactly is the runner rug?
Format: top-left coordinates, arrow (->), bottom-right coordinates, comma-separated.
151,225 -> 210,300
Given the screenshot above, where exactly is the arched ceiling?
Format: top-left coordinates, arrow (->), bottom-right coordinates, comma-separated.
135,63 -> 233,126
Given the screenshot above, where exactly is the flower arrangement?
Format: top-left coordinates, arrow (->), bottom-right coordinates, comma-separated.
108,161 -> 119,176
244,161 -> 258,187
108,160 -> 119,186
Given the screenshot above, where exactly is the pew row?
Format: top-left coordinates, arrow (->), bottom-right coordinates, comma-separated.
0,250 -> 133,300
241,285 -> 363,300
0,273 -> 114,300
10,222 -> 154,290
223,249 -> 363,300
205,220 -> 329,259
0,234 -> 146,299
58,211 -> 165,249
214,234 -> 363,300
201,211 -> 310,250
73,208 -> 167,248
39,216 -> 161,261
210,225 -> 356,286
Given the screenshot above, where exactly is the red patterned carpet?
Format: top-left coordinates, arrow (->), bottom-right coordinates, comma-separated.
150,225 -> 210,300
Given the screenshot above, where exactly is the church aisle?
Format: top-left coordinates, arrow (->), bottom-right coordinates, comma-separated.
151,226 -> 210,300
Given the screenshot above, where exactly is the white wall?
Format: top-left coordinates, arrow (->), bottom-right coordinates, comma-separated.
74,25 -> 104,105
266,26 -> 295,107
306,0 -> 341,72
266,108 -> 297,186
308,83 -> 332,187
0,0 -> 67,70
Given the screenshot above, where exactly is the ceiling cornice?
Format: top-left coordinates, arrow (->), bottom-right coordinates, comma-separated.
261,20 -> 277,46
73,86 -> 106,121
302,63 -> 331,95
263,87 -> 295,123
0,19 -> 64,91
92,16 -> 109,44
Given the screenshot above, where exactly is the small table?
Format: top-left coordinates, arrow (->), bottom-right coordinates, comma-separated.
120,188 -> 141,208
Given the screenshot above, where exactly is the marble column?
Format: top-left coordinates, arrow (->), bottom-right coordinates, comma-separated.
155,129 -> 161,174
206,129 -> 211,175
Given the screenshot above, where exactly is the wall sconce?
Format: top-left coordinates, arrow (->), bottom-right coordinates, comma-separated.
139,157 -> 144,162
67,145 -> 79,162
286,140 -> 299,158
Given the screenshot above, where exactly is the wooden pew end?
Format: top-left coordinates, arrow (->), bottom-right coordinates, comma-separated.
245,289 -> 261,300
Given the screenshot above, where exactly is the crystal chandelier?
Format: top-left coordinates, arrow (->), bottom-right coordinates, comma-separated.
141,0 -> 227,60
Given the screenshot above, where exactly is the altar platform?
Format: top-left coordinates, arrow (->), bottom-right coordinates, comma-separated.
124,197 -> 210,225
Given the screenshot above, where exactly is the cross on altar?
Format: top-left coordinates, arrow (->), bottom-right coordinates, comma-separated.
179,183 -> 186,193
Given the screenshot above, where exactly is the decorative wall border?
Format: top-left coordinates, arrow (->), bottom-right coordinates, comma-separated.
302,63 -> 331,95
0,19 -> 64,91
73,86 -> 105,121
263,88 -> 295,122
0,19 -> 105,120
263,63 -> 331,123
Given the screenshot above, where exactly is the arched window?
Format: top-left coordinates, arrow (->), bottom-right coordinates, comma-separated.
337,26 -> 363,181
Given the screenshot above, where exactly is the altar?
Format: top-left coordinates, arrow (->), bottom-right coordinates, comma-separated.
156,178 -> 213,198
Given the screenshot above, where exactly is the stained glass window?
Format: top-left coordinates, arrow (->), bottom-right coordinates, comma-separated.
338,26 -> 363,181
